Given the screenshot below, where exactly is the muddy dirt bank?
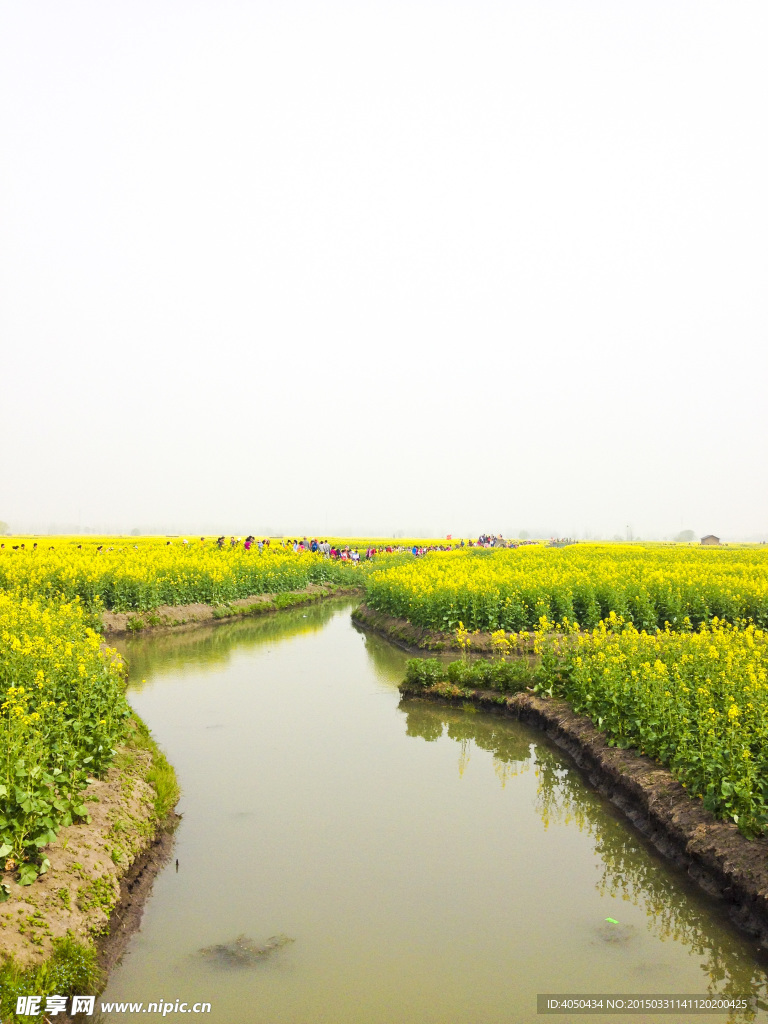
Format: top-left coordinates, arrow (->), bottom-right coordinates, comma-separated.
95,810 -> 179,979
351,604 -> 536,654
0,719 -> 178,972
103,584 -> 363,636
400,682 -> 768,946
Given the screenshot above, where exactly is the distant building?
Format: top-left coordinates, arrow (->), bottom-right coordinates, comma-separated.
700,534 -> 720,545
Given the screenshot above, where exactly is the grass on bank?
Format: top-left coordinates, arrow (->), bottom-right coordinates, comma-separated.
0,934 -> 100,1023
210,585 -> 349,622
124,715 -> 180,821
404,655 -> 538,696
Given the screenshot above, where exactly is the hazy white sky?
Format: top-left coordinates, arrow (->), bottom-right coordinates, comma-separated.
2,1 -> 766,539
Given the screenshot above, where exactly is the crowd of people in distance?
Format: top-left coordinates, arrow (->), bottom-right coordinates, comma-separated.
471,534 -> 525,549
473,534 -> 507,548
213,536 -> 412,561
1,542 -> 56,551
1,534 -> 548,557
201,537 -> 485,561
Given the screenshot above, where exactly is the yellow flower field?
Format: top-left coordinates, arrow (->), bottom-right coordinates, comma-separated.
0,540 -> 358,612
0,593 -> 129,881
365,544 -> 768,632
535,615 -> 768,835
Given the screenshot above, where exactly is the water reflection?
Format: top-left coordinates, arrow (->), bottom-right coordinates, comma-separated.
116,598 -> 359,686
353,624 -> 431,682
592,824 -> 768,1009
400,699 -> 768,1013
403,699 -> 534,780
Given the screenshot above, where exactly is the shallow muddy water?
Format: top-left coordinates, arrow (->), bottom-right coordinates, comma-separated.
102,600 -> 768,1023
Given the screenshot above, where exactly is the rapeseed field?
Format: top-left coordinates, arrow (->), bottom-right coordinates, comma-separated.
535,615 -> 768,836
365,544 -> 768,631
0,593 -> 128,883
368,543 -> 768,834
0,541 -> 356,612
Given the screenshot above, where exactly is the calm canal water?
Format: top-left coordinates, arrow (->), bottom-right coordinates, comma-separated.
102,600 -> 768,1024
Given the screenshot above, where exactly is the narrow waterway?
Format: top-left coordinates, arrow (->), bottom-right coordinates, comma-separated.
102,600 -> 768,1024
